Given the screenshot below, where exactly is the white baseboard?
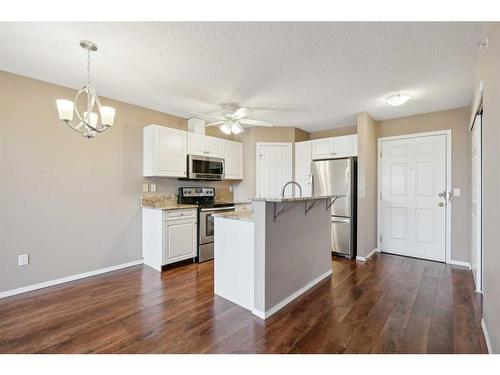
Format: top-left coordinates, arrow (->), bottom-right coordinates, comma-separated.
252,269 -> 332,320
0,259 -> 144,299
356,248 -> 379,262
481,318 -> 492,354
449,260 -> 471,270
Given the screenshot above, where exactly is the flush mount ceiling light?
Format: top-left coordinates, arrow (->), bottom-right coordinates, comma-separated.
386,93 -> 411,106
56,40 -> 115,138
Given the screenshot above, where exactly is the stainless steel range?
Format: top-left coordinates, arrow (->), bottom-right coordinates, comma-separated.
178,187 -> 235,262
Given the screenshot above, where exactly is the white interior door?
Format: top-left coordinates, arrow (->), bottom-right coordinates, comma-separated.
471,114 -> 482,292
379,134 -> 448,262
256,143 -> 292,198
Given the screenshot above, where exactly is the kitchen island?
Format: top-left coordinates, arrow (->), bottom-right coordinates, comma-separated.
214,196 -> 334,319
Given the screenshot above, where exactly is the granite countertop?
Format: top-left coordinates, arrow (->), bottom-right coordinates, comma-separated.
213,211 -> 254,222
142,202 -> 199,210
252,195 -> 340,203
141,193 -> 248,211
215,200 -> 252,205
141,193 -> 198,210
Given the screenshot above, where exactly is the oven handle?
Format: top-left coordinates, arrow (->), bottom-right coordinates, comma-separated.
200,207 -> 236,212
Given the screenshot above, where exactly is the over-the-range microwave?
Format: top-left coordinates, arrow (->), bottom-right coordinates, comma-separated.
186,154 -> 224,180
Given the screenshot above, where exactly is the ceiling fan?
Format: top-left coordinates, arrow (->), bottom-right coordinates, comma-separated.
195,107 -> 274,135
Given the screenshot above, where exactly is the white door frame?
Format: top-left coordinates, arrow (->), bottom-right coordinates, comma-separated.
377,130 -> 452,264
256,142 -> 293,197
470,113 -> 483,292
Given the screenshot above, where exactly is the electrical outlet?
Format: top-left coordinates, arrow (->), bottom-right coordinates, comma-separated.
229,185 -> 233,192
453,188 -> 461,197
18,254 -> 29,266
150,184 -> 157,192
142,183 -> 149,193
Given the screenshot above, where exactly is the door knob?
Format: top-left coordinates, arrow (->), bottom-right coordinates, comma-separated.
438,202 -> 444,207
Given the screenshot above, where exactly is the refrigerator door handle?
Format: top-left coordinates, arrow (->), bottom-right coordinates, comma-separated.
332,217 -> 350,224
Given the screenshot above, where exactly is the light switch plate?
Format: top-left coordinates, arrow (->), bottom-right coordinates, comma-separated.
150,184 -> 157,192
142,184 -> 149,193
453,188 -> 461,197
18,254 -> 29,266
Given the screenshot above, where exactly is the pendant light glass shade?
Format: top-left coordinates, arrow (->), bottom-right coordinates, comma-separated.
100,106 -> 116,127
56,99 -> 75,121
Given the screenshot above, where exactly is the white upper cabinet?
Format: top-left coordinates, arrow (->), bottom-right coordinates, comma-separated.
333,135 -> 358,158
143,125 -> 187,177
295,140 -> 312,181
188,133 -> 225,158
206,136 -> 225,158
187,133 -> 206,156
311,138 -> 333,159
311,134 -> 358,160
224,140 -> 244,180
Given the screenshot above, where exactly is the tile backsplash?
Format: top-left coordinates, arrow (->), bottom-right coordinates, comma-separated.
142,177 -> 234,202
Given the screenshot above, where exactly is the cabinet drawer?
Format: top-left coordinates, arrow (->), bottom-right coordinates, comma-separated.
163,209 -> 197,221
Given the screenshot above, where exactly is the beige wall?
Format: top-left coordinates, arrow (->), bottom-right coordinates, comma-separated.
309,124 -> 357,139
356,113 -> 378,257
294,127 -> 310,142
474,22 -> 500,353
377,107 -> 471,263
0,71 -> 232,292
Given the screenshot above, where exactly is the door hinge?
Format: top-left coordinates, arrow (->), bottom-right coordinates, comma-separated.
379,150 -> 382,158
379,235 -> 382,243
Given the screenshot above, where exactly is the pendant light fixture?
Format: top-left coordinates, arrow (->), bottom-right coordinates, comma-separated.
56,40 -> 115,138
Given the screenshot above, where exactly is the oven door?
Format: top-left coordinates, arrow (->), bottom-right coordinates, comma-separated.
188,155 -> 224,180
199,207 -> 235,244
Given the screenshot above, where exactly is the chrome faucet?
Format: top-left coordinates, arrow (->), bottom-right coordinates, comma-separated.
281,181 -> 303,199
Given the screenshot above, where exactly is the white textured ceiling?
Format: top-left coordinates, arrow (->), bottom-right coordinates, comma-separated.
0,22 -> 484,131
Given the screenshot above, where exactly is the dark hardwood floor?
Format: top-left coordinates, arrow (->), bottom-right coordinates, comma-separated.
0,253 -> 487,353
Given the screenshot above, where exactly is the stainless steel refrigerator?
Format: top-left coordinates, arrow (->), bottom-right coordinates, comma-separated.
312,157 -> 357,259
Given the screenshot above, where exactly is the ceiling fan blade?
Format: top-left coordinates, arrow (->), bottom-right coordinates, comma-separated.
239,118 -> 274,127
205,121 -> 225,127
194,112 -> 226,121
232,107 -> 249,120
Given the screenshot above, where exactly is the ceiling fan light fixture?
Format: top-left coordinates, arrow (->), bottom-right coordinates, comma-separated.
219,123 -> 231,135
386,93 -> 411,106
231,122 -> 244,134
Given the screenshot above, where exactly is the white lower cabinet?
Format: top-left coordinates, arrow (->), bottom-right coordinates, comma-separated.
163,219 -> 197,264
142,208 -> 197,271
